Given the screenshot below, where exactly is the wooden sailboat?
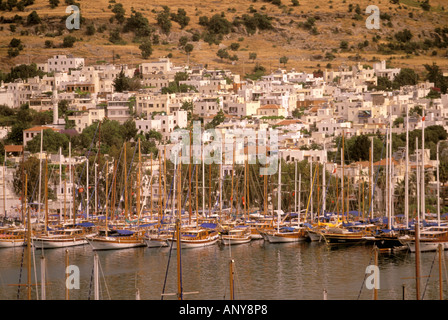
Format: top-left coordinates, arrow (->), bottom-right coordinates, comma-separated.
0,226 -> 26,247
321,132 -> 375,246
88,143 -> 145,250
265,155 -> 307,243
32,156 -> 95,249
221,225 -> 252,245
167,151 -> 220,249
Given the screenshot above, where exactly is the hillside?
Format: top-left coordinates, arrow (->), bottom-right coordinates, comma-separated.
0,0 -> 447,78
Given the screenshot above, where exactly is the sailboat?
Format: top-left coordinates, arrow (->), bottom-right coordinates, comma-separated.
0,226 -> 26,247
265,155 -> 308,243
373,109 -> 409,251
32,155 -> 97,249
88,143 -> 146,250
221,225 -> 252,245
321,132 -> 376,246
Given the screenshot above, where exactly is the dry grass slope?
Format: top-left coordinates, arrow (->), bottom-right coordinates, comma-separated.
0,0 -> 447,77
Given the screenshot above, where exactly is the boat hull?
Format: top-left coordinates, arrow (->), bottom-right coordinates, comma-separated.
402,240 -> 448,252
88,237 -> 146,250
145,237 -> 169,248
307,230 -> 323,242
266,232 -> 307,243
322,233 -> 367,246
169,234 -> 220,249
0,238 -> 25,248
221,236 -> 252,245
32,237 -> 88,249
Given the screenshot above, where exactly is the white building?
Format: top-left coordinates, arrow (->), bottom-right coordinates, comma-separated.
373,60 -> 401,81
47,55 -> 85,73
136,110 -> 188,141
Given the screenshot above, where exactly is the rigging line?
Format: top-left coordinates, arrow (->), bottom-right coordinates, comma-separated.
32,243 -> 39,300
16,245 -> 26,299
98,257 -> 111,300
161,233 -> 175,300
366,132 -> 387,219
117,143 -> 138,215
76,122 -> 100,188
86,161 -> 108,214
87,260 -> 94,300
422,250 -> 438,300
319,137 -> 342,216
356,248 -> 374,300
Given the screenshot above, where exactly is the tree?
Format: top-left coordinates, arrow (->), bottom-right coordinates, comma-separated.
121,119 -> 138,142
392,68 -> 419,89
229,42 -> 240,51
217,48 -> 229,61
171,8 -> 190,29
279,56 -> 289,68
49,0 -> 59,8
420,0 -> 431,11
109,28 -> 124,44
340,40 -> 348,50
26,129 -> 69,154
178,36 -> 189,48
86,24 -> 96,36
26,11 -> 41,25
139,39 -> 153,59
156,6 -> 172,34
111,3 -> 125,24
394,29 -> 413,43
249,52 -> 257,62
205,109 -> 225,129
184,43 -> 194,65
424,62 -> 448,94
207,14 -> 232,35
113,69 -> 130,92
62,35 -> 76,48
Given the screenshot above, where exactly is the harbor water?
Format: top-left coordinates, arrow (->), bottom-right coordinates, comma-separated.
0,240 -> 446,300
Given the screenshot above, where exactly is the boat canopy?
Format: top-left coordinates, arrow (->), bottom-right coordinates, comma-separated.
76,222 -> 95,228
200,223 -> 218,229
115,229 -> 134,235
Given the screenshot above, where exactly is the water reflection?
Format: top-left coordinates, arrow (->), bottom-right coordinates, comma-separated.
1,241 -> 448,300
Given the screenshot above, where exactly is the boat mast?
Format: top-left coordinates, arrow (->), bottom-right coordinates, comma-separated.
69,141 -> 72,221
38,129 -> 43,224
25,174 -> 31,300
295,160 -> 297,214
421,109 -> 425,223
341,131 -> 345,223
124,142 -> 128,221
137,138 -> 141,223
310,161 -> 313,222
277,153 -> 281,233
105,160 -> 109,237
416,138 -> 420,223
405,107 -> 409,228
150,155 -> 153,221
437,141 -> 441,226
86,154 -> 89,220
45,155 -> 48,235
59,147 -> 62,221
322,151 -> 326,218
189,131 -> 192,225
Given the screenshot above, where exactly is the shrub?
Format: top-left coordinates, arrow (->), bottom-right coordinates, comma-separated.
62,35 -> 76,47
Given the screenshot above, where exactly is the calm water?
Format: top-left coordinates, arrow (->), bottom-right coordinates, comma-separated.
0,240 -> 446,300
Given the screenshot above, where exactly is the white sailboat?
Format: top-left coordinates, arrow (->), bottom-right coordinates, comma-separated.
266,155 -> 307,243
